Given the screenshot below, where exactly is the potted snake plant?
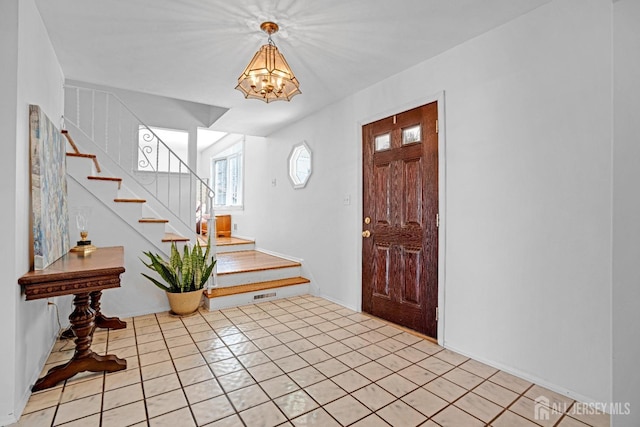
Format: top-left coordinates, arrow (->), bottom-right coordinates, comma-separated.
141,238 -> 216,315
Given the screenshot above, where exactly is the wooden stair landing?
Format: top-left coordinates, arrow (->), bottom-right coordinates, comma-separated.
207,277 -> 310,298
216,237 -> 254,246
198,236 -> 254,247
162,233 -> 189,242
216,250 -> 300,275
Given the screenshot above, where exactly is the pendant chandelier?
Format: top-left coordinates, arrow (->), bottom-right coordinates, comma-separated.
235,22 -> 301,103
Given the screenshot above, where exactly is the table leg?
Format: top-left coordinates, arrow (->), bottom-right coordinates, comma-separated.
32,293 -> 126,392
90,290 -> 127,330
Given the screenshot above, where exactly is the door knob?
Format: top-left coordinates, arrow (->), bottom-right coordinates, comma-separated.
362,230 -> 371,238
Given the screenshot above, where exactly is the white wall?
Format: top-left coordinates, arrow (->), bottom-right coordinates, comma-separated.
66,178 -> 172,318
612,0 -> 640,425
0,0 -> 65,423
0,2 -> 20,423
241,0 -> 613,404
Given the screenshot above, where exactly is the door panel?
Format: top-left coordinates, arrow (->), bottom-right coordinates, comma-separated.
374,244 -> 391,297
362,102 -> 438,337
374,163 -> 391,225
403,158 -> 423,227
402,247 -> 422,305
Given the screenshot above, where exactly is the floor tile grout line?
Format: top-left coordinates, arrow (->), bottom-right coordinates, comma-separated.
173,310 -> 233,426
484,381 -> 537,426
193,308 -> 466,426
218,298 -> 432,426
221,297 -> 367,425
46,300 -> 416,426
553,401 -> 576,427
220,299 -> 331,425
133,315 -> 153,426
23,295 -> 603,427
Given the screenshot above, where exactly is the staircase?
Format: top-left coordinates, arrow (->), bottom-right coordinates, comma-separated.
64,130 -> 193,253
63,85 -> 312,313
206,237 -> 310,310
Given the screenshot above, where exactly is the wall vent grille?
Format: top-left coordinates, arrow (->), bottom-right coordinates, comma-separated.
254,292 -> 276,300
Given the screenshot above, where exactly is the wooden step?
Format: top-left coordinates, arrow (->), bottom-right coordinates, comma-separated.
88,176 -> 122,189
61,130 -> 80,154
66,152 -> 101,173
206,277 -> 310,298
216,237 -> 255,246
162,233 -> 189,243
114,198 -> 146,203
216,250 -> 301,275
197,235 -> 213,246
139,218 -> 169,224
214,236 -> 255,253
67,152 -> 95,159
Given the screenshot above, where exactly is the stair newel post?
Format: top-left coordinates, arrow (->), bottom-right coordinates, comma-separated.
208,185 -> 216,293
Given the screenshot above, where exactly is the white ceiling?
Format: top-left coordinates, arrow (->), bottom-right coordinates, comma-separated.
35,0 -> 551,136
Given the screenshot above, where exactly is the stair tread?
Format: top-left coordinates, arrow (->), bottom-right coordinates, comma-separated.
114,198 -> 146,203
216,250 -> 301,275
216,237 -> 255,246
206,277 -> 310,298
67,152 -> 101,173
139,218 -> 169,223
198,236 -> 253,247
88,176 -> 122,181
66,152 -> 96,158
162,233 -> 189,242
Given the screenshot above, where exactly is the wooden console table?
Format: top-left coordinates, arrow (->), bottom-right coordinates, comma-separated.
18,246 -> 127,391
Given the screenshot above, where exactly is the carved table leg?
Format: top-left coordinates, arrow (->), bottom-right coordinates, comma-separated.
32,293 -> 126,392
90,290 -> 127,330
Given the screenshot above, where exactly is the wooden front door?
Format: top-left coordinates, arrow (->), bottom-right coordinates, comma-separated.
362,102 -> 439,337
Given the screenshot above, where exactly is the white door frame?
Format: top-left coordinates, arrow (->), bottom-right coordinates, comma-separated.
356,90 -> 447,344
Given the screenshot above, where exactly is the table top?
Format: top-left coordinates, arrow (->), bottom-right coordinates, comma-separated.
19,246 -> 125,286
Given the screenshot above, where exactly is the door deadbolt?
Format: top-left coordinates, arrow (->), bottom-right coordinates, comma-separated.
364,217 -> 371,224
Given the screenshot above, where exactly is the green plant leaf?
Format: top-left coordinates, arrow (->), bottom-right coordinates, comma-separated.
182,244 -> 192,292
170,242 -> 181,272
141,273 -> 171,292
140,250 -> 180,292
198,257 -> 217,289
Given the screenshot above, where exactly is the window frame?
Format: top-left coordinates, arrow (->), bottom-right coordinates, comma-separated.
211,141 -> 244,210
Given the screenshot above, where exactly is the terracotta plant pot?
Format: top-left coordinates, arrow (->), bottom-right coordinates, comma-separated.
166,289 -> 204,316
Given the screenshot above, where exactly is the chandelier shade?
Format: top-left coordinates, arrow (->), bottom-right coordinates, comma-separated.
235,22 -> 301,103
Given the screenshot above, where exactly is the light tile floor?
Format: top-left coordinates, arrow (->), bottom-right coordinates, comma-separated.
12,295 -> 610,427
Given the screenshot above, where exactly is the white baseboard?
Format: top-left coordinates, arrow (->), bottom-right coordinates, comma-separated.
443,343 -> 604,408
254,247 -> 304,263
317,293 -> 359,312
